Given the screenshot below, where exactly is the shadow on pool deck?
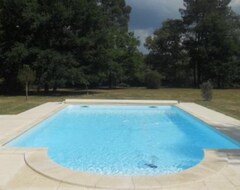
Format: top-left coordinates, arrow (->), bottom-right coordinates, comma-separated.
213,124 -> 240,143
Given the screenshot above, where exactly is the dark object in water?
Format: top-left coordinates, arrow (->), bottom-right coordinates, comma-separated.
149,106 -> 157,108
81,105 -> 89,108
144,163 -> 158,169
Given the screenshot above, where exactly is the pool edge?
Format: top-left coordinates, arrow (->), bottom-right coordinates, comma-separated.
20,148 -> 234,189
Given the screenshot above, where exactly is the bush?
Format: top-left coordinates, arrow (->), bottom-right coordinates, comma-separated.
145,71 -> 161,89
201,81 -> 213,101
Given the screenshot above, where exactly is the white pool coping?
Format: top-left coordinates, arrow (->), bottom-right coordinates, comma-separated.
0,99 -> 240,190
65,99 -> 179,105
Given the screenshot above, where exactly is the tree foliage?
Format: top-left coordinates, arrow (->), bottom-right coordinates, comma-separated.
0,0 -> 143,93
145,19 -> 190,86
145,0 -> 240,88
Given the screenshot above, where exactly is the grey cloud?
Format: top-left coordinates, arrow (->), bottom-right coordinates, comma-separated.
126,0 -> 240,53
134,29 -> 153,53
126,0 -> 183,30
127,0 -> 240,31
126,0 -> 183,53
231,0 -> 240,13
231,0 -> 240,8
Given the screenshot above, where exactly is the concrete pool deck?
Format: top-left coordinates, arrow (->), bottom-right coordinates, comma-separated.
0,100 -> 240,190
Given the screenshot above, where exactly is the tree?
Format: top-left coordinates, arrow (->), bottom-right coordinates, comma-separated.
0,0 -> 143,93
95,0 -> 143,88
17,64 -> 35,100
32,0 -> 92,93
100,0 -> 131,30
0,0 -> 37,93
0,0 -> 100,93
121,32 -> 145,85
180,0 -> 240,88
145,19 -> 190,86
145,0 -> 240,88
33,50 -> 70,93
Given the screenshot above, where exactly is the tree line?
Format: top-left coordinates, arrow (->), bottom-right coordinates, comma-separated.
0,0 -> 144,94
0,0 -> 239,94
145,0 -> 240,88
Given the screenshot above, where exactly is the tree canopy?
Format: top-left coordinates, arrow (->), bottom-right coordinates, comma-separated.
145,0 -> 240,88
0,0 -> 144,93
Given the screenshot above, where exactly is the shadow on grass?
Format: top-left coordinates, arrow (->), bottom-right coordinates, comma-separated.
0,89 -> 103,97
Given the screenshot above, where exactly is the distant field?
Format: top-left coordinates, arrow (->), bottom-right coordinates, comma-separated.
0,88 -> 239,120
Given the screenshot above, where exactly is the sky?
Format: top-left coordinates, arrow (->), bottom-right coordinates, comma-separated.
126,0 -> 240,53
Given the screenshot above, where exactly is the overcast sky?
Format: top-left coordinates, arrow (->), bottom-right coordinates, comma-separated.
126,0 -> 240,53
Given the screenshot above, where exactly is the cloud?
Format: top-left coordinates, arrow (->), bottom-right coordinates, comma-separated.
127,0 -> 240,53
230,0 -> 240,12
126,0 -> 183,53
126,0 -> 183,30
133,29 -> 154,53
231,0 -> 240,7
127,0 -> 240,31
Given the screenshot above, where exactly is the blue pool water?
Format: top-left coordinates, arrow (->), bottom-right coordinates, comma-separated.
6,105 -> 240,175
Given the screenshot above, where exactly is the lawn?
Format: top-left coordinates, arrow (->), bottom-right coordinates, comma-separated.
0,88 -> 239,120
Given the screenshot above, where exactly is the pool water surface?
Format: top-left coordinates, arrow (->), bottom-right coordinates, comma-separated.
6,105 -> 240,175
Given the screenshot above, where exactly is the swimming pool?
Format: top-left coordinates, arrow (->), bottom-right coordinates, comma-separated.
6,105 -> 240,175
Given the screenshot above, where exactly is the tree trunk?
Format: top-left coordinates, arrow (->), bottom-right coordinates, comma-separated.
197,62 -> 201,87
108,72 -> 112,89
37,85 -> 40,93
44,83 -> 49,94
25,82 -> 28,101
53,83 -> 57,93
193,63 -> 197,87
85,84 -> 89,95
36,77 -> 41,93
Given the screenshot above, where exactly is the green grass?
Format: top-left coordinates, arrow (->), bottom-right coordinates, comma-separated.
0,88 -> 239,120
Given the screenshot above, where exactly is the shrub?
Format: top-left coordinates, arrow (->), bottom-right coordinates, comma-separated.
145,71 -> 161,89
200,81 -> 213,101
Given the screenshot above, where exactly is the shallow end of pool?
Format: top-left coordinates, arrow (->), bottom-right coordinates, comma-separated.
22,148 -> 233,189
